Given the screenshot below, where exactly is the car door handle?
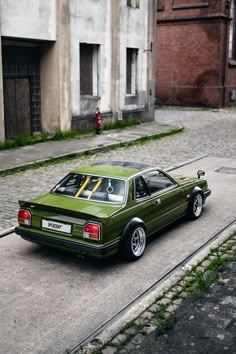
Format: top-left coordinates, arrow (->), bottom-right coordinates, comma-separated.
154,198 -> 161,205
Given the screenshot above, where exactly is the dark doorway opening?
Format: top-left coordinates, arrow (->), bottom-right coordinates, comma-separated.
2,41 -> 41,139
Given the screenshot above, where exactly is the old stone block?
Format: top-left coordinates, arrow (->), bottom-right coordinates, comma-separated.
149,303 -> 162,313
141,323 -> 157,335
157,297 -> 171,306
111,334 -> 128,346
165,303 -> 178,313
201,260 -> 212,268
102,346 -> 117,354
124,327 -> 137,336
165,291 -> 177,299
140,311 -> 153,320
122,342 -> 136,352
173,298 -> 183,306
131,333 -> 146,345
133,317 -> 147,328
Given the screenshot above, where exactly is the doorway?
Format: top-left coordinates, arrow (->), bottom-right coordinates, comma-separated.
4,78 -> 31,138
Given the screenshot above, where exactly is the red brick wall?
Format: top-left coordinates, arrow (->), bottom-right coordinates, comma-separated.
156,0 -> 236,107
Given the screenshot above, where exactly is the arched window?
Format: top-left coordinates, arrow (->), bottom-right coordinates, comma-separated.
229,0 -> 236,60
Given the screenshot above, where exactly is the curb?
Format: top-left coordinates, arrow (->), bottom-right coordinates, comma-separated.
0,226 -> 15,238
0,127 -> 183,176
75,222 -> 236,354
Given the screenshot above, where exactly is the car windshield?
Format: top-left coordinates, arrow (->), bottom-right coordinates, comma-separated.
51,173 -> 126,203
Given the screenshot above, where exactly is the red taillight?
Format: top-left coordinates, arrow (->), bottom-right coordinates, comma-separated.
83,223 -> 100,241
18,209 -> 31,226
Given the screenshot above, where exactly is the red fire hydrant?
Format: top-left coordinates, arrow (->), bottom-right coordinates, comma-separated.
95,107 -> 102,134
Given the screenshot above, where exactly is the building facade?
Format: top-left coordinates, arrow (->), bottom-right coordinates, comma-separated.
0,0 -> 156,141
156,0 -> 236,108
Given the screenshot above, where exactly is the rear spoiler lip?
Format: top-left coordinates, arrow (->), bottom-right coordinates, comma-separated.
18,200 -> 100,221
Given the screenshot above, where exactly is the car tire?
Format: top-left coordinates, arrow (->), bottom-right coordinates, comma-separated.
122,225 -> 146,260
188,192 -> 203,220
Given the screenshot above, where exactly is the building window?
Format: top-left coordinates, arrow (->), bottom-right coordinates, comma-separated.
229,0 -> 236,60
127,0 -> 139,8
80,43 -> 99,96
126,48 -> 138,95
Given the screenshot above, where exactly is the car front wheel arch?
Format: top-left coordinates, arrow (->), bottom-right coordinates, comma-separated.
187,187 -> 204,220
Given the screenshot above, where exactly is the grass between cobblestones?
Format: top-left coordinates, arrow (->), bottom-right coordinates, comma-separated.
0,128 -> 184,177
78,233 -> 236,354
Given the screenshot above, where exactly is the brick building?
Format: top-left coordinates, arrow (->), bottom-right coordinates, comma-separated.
156,0 -> 236,107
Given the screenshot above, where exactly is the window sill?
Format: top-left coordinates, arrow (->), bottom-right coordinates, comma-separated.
125,93 -> 138,97
80,95 -> 101,99
173,2 -> 209,10
229,59 -> 236,67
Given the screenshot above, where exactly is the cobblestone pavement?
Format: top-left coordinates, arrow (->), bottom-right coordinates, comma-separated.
1,108 -> 236,232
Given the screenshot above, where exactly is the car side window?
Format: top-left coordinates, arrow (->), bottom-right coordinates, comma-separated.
143,170 -> 175,194
135,176 -> 150,199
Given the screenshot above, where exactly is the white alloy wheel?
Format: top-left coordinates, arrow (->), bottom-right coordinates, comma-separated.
193,193 -> 203,218
130,226 -> 146,258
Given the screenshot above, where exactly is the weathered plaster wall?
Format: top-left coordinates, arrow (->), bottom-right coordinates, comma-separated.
0,0 -> 56,40
40,0 -> 71,133
70,0 -> 112,117
119,0 -> 149,111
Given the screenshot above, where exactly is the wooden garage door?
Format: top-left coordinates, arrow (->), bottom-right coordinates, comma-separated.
4,78 -> 31,139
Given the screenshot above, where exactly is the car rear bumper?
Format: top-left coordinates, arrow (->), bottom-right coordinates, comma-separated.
15,227 -> 119,258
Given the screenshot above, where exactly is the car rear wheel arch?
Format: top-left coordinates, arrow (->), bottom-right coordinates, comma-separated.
121,217 -> 146,240
120,218 -> 146,260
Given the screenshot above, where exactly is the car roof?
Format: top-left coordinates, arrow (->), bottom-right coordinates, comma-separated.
71,161 -> 152,179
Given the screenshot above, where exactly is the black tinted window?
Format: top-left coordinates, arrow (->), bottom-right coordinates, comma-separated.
135,176 -> 150,199
143,170 -> 175,194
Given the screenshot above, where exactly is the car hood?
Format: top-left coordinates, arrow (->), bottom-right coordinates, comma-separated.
31,193 -> 124,219
171,174 -> 198,185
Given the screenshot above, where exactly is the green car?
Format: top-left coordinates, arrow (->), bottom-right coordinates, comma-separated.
15,161 -> 211,260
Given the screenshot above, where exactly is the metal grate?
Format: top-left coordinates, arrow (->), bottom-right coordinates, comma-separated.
215,167 -> 236,174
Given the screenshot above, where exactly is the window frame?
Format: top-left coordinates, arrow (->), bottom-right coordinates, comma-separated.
229,0 -> 236,61
134,169 -> 177,201
51,173 -> 127,205
142,170 -> 177,196
126,48 -> 138,95
127,0 -> 140,8
80,43 -> 100,97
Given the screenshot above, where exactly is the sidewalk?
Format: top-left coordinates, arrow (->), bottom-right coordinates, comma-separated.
0,120 -> 178,174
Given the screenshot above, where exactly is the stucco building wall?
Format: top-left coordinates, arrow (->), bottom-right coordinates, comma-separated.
0,0 -> 56,40
0,0 -> 156,141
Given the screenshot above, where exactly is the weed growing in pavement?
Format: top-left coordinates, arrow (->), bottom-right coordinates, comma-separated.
103,119 -> 141,130
154,315 -> 176,335
0,130 -> 92,151
0,128 -> 184,176
0,119 -> 141,151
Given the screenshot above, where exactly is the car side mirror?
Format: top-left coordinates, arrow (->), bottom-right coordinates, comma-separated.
197,170 -> 205,179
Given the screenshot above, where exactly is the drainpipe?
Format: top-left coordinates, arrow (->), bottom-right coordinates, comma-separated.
222,0 -> 231,107
0,0 -> 5,142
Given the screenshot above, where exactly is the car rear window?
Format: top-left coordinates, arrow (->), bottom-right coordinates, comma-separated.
51,173 -> 126,203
